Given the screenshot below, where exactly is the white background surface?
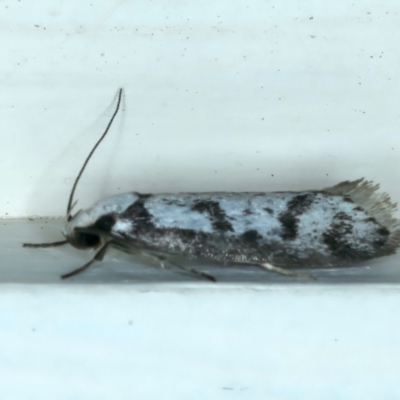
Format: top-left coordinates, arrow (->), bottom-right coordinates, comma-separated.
2,282 -> 400,400
1,0 -> 399,217
2,1 -> 400,399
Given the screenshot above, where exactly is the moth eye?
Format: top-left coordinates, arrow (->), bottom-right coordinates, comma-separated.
95,214 -> 115,232
76,232 -> 100,248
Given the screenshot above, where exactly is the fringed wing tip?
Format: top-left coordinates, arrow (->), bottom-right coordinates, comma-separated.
324,178 -> 400,250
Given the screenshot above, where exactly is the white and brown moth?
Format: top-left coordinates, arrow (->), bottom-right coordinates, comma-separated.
24,88 -> 400,281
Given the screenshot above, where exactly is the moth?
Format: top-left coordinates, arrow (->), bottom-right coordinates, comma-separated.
24,88 -> 400,281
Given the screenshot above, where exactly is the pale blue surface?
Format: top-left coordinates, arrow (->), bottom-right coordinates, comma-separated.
2,219 -> 400,400
2,0 -> 400,398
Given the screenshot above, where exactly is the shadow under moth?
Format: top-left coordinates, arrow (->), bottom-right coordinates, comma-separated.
24,88 -> 400,282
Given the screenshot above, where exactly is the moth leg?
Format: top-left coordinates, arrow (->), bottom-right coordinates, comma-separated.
168,260 -> 217,283
256,262 -> 316,280
151,254 -> 216,282
61,242 -> 110,279
23,240 -> 69,248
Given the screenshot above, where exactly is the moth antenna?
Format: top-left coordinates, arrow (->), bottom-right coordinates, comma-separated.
67,88 -> 123,220
23,240 -> 69,248
69,199 -> 79,214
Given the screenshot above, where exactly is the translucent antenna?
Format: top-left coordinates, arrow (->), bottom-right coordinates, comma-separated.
67,88 -> 123,220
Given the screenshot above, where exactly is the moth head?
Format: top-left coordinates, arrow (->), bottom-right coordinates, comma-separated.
63,210 -> 115,250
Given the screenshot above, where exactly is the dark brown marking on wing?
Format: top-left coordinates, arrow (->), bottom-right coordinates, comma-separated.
123,198 -> 154,232
374,226 -> 390,247
322,212 -> 357,260
278,194 -> 315,240
191,200 -> 234,233
138,193 -> 153,199
241,230 -> 263,246
343,196 -> 354,203
94,214 -> 116,232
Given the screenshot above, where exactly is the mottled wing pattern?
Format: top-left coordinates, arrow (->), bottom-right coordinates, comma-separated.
104,181 -> 399,268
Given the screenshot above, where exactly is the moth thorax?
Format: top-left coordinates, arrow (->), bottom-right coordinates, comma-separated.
65,213 -> 117,250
